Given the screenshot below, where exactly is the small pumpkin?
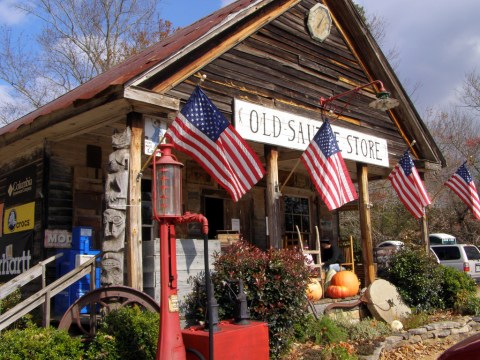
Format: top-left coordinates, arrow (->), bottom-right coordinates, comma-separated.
306,278 -> 323,301
327,271 -> 360,298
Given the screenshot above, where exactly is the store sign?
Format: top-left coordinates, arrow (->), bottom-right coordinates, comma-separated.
3,202 -> 35,235
234,99 -> 389,168
0,231 -> 33,279
5,164 -> 36,206
44,229 -> 72,248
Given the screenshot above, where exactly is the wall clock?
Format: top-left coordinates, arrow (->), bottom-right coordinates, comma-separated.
307,3 -> 332,42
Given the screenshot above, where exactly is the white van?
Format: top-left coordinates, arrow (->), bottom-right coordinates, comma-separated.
430,244 -> 480,283
429,233 -> 457,245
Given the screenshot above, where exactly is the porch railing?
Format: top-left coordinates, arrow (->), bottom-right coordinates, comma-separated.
0,252 -> 100,331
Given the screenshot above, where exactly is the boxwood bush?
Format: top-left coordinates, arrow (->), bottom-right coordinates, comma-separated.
0,322 -> 84,360
440,265 -> 477,309
383,246 -> 445,312
85,305 -> 159,360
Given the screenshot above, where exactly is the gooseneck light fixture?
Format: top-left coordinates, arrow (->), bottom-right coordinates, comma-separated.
319,80 -> 400,113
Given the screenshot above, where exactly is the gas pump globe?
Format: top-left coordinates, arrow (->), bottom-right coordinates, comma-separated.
152,143 -> 183,219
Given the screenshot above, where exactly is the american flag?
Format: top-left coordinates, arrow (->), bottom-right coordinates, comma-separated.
165,86 -> 265,202
445,162 -> 480,220
301,119 -> 357,211
388,151 -> 431,218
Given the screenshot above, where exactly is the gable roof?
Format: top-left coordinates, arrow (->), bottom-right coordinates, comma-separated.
0,0 -> 284,137
0,0 -> 445,168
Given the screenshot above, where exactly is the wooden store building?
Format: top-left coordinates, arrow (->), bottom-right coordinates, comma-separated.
0,0 -> 445,300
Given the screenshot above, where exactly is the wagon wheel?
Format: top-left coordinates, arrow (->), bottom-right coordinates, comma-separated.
57,285 -> 160,338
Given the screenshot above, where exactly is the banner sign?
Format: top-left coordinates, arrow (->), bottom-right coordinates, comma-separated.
234,99 -> 389,168
44,229 -> 72,248
0,230 -> 33,280
5,164 -> 37,206
3,202 -> 35,235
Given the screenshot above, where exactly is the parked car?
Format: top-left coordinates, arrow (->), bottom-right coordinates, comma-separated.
376,240 -> 404,248
430,244 -> 480,283
429,233 -> 457,245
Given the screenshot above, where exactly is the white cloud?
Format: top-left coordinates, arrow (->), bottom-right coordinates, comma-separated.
220,0 -> 236,7
0,0 -> 27,25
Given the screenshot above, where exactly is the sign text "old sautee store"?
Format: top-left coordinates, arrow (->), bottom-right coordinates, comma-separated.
234,99 -> 389,168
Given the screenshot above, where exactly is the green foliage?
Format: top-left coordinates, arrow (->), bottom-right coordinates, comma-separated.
336,317 -> 391,341
0,288 -> 21,312
454,289 -> 480,316
440,265 -> 477,309
0,322 -> 84,360
319,342 -> 358,360
384,246 -> 445,311
184,241 -> 313,359
293,315 -> 348,345
85,306 -> 159,360
85,333 -> 119,360
0,288 -> 33,330
401,311 -> 430,330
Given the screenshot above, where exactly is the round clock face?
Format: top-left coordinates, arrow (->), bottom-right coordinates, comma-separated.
307,3 -> 332,42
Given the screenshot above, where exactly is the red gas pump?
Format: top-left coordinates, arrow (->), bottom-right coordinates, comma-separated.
152,144 -> 208,360
152,143 -> 269,360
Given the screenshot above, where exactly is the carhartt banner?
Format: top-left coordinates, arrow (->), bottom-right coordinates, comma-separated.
3,202 -> 35,235
0,230 -> 33,281
5,164 -> 36,206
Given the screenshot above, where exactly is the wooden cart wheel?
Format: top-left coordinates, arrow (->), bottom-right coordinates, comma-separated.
57,285 -> 160,338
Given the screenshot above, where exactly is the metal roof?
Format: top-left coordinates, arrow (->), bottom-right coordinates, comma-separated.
0,0 -> 266,137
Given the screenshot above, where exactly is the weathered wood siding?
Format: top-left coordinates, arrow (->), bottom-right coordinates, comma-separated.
143,238 -> 220,304
167,0 -> 404,161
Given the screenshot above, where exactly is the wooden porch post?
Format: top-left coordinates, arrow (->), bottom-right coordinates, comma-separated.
127,112 -> 143,290
419,172 -> 430,253
357,163 -> 375,287
265,146 -> 281,249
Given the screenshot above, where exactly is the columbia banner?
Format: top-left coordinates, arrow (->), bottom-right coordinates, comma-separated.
5,164 -> 36,206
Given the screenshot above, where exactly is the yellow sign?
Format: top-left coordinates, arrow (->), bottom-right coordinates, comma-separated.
3,202 -> 35,235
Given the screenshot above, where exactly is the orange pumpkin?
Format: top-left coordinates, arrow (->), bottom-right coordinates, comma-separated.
306,278 -> 323,301
326,284 -> 350,299
327,271 -> 360,298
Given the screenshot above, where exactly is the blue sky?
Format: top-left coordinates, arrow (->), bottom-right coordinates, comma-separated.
1,0 -> 480,118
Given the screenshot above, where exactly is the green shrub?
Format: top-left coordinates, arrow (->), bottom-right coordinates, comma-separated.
454,289 -> 480,316
0,288 -> 21,312
402,311 -> 430,330
0,322 -> 84,360
440,266 -> 477,309
293,315 -> 348,345
336,317 -> 391,342
384,246 -> 444,311
86,306 -> 159,360
319,342 -> 357,360
184,241 -> 313,359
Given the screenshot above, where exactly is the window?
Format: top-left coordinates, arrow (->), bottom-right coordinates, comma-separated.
431,247 -> 460,261
465,246 -> 480,260
284,196 -> 310,245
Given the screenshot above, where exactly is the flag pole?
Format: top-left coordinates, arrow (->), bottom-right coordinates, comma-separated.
430,157 -> 473,203
279,158 -> 301,193
136,134 -> 166,181
136,74 -> 208,182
